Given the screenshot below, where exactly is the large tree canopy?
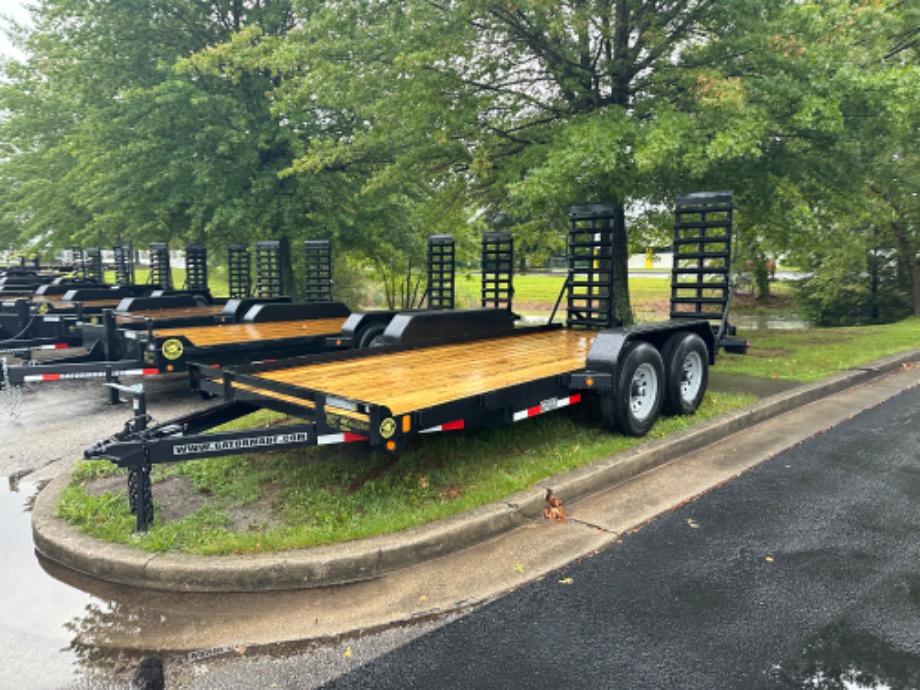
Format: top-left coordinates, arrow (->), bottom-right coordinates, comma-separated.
0,0 -> 917,317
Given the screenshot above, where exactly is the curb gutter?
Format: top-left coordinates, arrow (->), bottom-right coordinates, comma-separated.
32,349 -> 920,593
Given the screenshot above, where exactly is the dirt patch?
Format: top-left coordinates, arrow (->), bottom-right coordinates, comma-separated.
85,474 -> 208,522
84,474 -> 127,497
226,481 -> 282,532
84,473 -> 282,529
225,504 -> 280,532
151,476 -> 210,522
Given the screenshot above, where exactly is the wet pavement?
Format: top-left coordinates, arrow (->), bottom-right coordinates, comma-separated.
0,478 -> 90,688
1,354 -> 918,688
318,383 -> 920,689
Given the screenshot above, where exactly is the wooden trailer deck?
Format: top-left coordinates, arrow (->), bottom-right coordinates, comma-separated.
151,317 -> 349,347
246,328 -> 598,416
115,304 -> 224,324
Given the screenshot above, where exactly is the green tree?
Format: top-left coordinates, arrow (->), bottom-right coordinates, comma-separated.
0,0 -> 363,299
0,0 -> 222,249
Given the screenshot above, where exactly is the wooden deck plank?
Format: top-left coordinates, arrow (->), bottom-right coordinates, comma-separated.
252,329 -> 597,415
152,317 -> 348,347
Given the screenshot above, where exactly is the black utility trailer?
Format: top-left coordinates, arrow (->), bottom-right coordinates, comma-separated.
86,194 -> 745,531
0,242 -> 217,356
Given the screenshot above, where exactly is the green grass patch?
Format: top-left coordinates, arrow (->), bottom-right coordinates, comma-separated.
60,391 -> 753,555
716,317 -> 920,382
105,268 -> 231,297
508,274 -> 669,307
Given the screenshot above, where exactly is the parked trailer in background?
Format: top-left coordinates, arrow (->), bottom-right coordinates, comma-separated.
87,195 -> 746,532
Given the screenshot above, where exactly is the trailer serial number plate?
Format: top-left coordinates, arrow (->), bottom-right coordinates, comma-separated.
326,395 -> 357,411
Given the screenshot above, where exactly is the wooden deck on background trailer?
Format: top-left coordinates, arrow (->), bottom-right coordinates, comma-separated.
152,317 -> 349,347
115,305 -> 224,324
248,328 -> 598,416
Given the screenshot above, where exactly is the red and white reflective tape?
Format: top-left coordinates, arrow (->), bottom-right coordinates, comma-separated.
420,419 -> 465,434
512,394 -> 582,422
317,432 -> 368,445
22,367 -> 160,382
0,343 -> 69,354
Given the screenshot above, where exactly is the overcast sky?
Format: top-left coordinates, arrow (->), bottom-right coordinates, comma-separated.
0,0 -> 29,60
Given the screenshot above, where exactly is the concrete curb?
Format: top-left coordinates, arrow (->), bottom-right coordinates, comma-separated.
32,349 -> 920,592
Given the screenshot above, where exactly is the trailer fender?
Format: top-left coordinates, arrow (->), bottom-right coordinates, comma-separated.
60,287 -> 135,302
243,300 -> 350,323
115,294 -> 203,312
331,312 -> 399,349
584,320 -> 713,435
220,296 -> 293,322
383,308 -> 515,346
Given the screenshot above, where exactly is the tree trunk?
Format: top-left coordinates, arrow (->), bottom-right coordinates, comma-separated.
278,236 -> 299,301
891,221 -> 920,317
612,201 -> 634,326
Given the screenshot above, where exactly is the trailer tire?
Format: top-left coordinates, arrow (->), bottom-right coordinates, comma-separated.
661,331 -> 709,416
357,323 -> 387,348
602,341 -> 664,437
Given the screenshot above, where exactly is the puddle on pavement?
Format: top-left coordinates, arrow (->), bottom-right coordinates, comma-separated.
732,314 -> 811,330
769,621 -> 920,689
2,475 -> 409,688
0,477 -> 93,688
1,477 -> 276,688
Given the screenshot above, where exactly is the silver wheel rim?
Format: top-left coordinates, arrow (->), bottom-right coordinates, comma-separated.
630,362 -> 658,421
679,351 -> 704,403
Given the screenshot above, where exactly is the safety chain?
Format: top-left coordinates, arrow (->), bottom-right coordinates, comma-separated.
1,359 -> 22,418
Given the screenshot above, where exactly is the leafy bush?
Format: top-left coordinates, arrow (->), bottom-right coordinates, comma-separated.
795,248 -> 911,327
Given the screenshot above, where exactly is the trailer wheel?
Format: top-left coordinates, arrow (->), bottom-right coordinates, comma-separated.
357,323 -> 387,348
661,331 -> 709,415
602,341 -> 664,436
